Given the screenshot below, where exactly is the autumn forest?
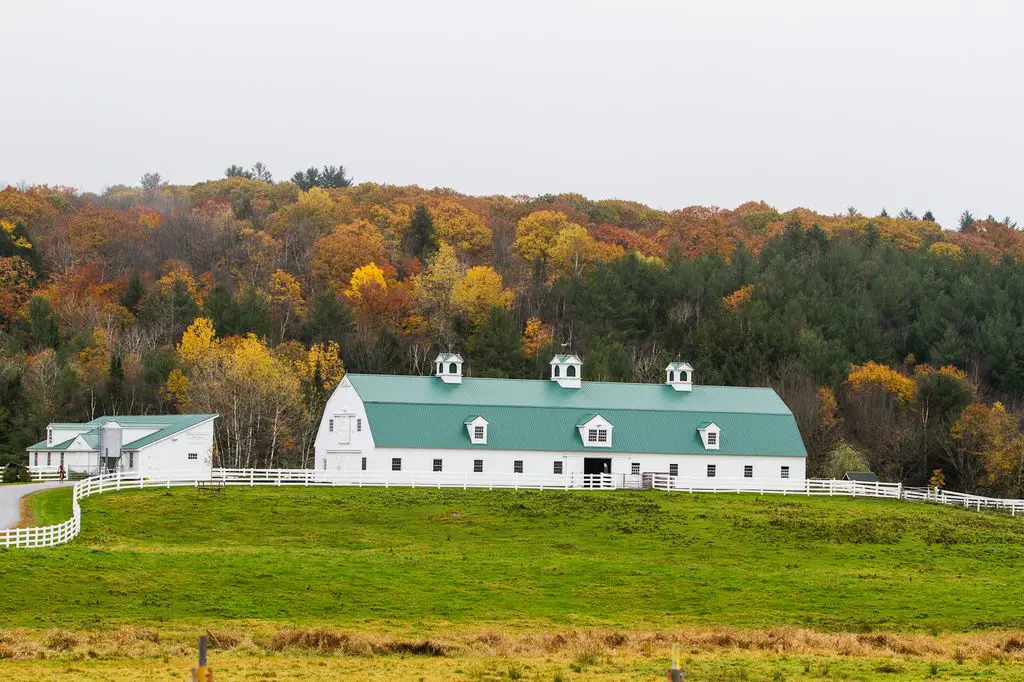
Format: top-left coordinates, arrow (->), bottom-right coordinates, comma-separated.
2,166 -> 1023,494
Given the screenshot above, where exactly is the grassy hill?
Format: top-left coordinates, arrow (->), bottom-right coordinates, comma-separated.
5,486 -> 1024,680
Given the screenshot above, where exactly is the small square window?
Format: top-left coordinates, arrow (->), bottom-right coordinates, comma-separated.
587,429 -> 598,443
474,425 -> 485,440
188,453 -> 198,461
706,464 -> 716,478
392,458 -> 402,472
631,463 -> 640,475
597,429 -> 608,443
433,459 -> 443,472
513,460 -> 523,474
361,457 -> 367,471
669,463 -> 679,476
707,432 -> 717,446
474,459 -> 483,473
781,466 -> 790,479
553,461 -> 563,474
744,465 -> 753,478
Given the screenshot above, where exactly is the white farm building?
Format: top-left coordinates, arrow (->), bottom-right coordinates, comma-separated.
314,355 -> 807,487
27,414 -> 217,477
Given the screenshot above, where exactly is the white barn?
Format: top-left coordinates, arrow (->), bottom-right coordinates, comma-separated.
314,355 -> 807,486
27,414 -> 217,477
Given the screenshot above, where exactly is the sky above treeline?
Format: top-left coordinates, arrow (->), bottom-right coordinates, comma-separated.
1,0 -> 1020,229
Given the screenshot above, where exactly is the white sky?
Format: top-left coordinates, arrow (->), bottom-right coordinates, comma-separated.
1,0 -> 1021,227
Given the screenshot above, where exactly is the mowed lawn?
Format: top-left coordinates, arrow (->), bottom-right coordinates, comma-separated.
5,486 -> 1024,632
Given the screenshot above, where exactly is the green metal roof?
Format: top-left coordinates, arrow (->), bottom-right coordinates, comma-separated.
347,374 -> 806,457
27,414 -> 217,452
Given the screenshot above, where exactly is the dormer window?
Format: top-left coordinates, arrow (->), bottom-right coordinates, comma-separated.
435,352 -> 464,384
550,354 -> 582,389
577,414 -> 612,448
666,361 -> 694,392
465,416 -> 488,445
698,422 -> 720,450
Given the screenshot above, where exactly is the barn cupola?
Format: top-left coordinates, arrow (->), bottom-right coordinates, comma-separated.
550,354 -> 583,389
665,361 -> 693,392
435,352 -> 464,384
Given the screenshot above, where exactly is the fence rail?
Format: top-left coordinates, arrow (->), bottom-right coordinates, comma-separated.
5,468 -> 1024,550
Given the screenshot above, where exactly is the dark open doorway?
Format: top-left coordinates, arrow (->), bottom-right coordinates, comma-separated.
584,458 -> 611,475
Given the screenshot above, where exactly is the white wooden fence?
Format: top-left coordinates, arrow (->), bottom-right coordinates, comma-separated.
4,469 -> 1024,550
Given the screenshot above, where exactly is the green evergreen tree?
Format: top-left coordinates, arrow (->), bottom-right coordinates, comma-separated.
467,307 -> 524,378
405,204 -> 437,260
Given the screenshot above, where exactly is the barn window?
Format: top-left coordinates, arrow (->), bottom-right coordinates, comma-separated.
707,432 -> 718,446
631,463 -> 640,475
474,425 -> 484,440
554,365 -> 560,377
566,365 -> 576,377
33,453 -> 39,466
47,428 -> 53,445
361,457 -> 367,471
781,466 -> 790,479
669,464 -> 679,476
513,460 -> 523,474
392,458 -> 402,471
744,465 -> 753,478
706,464 -> 716,478
129,453 -> 134,468
47,453 -> 51,466
188,453 -> 198,461
553,461 -> 563,474
328,419 -> 334,432
449,362 -> 458,374
474,459 -> 483,473
433,459 -> 443,472
60,453 -> 65,466
668,370 -> 675,382
322,459 -> 327,470
467,418 -> 488,445
356,418 -> 362,432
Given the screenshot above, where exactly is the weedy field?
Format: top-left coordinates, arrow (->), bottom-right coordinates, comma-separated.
4,486 -> 1024,680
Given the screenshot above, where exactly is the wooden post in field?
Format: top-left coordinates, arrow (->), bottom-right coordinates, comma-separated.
667,643 -> 684,681
191,635 -> 212,681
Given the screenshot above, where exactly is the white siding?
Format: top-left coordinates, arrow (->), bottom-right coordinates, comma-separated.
134,419 -> 215,476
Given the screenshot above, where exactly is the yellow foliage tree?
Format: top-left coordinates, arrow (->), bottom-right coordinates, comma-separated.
311,219 -> 389,294
345,262 -> 389,309
846,361 -> 916,404
432,200 -> 492,261
416,242 -> 462,344
548,224 -> 602,280
929,242 -> 964,259
1,219 -> 32,249
305,341 -> 345,393
521,316 -> 553,357
268,269 -> 306,341
162,367 -> 192,408
950,401 -> 1024,492
514,210 -> 577,262
723,284 -> 755,312
178,317 -> 217,366
452,265 -> 513,326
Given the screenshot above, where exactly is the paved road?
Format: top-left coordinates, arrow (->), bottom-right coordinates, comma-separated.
0,482 -> 74,529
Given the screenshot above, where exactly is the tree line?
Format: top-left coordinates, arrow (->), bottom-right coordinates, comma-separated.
1,172 -> 1022,493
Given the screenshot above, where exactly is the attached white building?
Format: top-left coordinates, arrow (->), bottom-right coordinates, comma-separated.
27,414 -> 218,477
314,355 -> 807,486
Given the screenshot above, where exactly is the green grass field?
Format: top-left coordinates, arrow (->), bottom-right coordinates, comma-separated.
6,486 -> 1024,680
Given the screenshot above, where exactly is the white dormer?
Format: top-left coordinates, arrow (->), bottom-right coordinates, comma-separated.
577,414 -> 613,447
435,352 -> 464,384
698,422 -> 720,450
666,361 -> 693,392
550,354 -> 583,389
465,415 -> 488,445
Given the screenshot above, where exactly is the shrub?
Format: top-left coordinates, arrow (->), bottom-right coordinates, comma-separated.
824,441 -> 871,480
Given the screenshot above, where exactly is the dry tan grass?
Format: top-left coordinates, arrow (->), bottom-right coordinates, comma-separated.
4,624 -> 1024,664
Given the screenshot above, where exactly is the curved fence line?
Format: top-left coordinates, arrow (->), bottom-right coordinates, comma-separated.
3,469 -> 1022,550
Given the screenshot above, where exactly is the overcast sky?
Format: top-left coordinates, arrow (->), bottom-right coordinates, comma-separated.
1,0 -> 1020,228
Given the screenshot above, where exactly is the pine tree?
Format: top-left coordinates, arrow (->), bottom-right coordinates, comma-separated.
406,204 -> 438,260
959,210 -> 975,232
922,210 -> 935,222
120,272 -> 144,313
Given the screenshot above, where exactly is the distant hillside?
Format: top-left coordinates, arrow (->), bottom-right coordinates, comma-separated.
1,176 -> 1023,492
